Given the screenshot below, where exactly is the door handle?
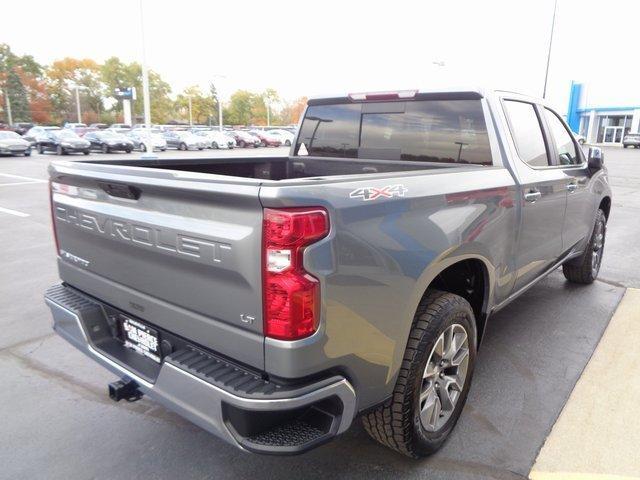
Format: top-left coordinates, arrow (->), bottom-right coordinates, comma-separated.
566,182 -> 578,193
524,190 -> 542,203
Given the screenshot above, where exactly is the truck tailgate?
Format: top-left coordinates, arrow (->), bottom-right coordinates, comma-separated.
50,162 -> 265,370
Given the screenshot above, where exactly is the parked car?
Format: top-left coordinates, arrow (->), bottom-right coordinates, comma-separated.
11,122 -> 34,136
64,122 -> 87,130
193,129 -> 235,149
84,131 -> 134,153
89,123 -> 109,130
266,129 -> 295,146
38,129 -> 90,155
127,129 -> 167,152
0,130 -> 32,156
108,123 -> 132,134
23,126 -> 60,147
64,122 -> 94,137
45,88 -> 611,457
249,130 -> 282,147
622,133 -> 640,148
228,130 -> 261,148
163,130 -> 207,150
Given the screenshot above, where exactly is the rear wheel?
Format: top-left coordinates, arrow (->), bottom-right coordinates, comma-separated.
179,142 -> 187,151
238,140 -> 246,148
285,139 -> 291,146
212,141 -> 219,149
101,144 -> 109,154
562,209 -> 606,284
140,143 -> 148,152
362,290 -> 477,457
56,145 -> 64,156
38,144 -> 44,154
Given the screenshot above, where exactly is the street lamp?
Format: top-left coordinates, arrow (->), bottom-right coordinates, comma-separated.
139,0 -> 152,128
187,95 -> 193,126
69,84 -> 89,123
542,0 -> 558,99
211,74 -> 227,132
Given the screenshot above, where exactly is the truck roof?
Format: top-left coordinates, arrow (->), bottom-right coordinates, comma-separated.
307,87 -> 543,106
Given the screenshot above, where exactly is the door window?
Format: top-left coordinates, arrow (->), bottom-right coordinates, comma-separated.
543,108 -> 580,165
503,101 -> 549,167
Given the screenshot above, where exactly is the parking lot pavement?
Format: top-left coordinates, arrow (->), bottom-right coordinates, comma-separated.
0,146 -> 638,480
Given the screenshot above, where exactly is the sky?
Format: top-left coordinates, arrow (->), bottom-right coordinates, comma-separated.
3,0 -> 640,113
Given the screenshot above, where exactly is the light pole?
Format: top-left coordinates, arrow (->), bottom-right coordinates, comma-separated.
266,97 -> 271,127
211,74 -> 227,131
2,88 -> 12,125
139,0 -> 152,128
70,84 -> 88,123
542,0 -> 558,99
187,95 -> 193,126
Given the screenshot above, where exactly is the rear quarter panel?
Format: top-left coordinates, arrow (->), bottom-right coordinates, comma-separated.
260,167 -> 518,409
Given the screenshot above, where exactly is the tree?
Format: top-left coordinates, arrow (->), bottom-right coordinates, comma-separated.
100,57 -> 173,124
174,85 -> 216,125
46,57 -> 104,123
209,82 -> 221,126
0,43 -> 47,123
279,97 -> 308,125
224,90 -> 256,125
4,69 -> 31,122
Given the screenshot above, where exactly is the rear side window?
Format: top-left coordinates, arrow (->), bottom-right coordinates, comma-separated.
296,99 -> 492,165
503,100 -> 549,167
543,108 -> 581,165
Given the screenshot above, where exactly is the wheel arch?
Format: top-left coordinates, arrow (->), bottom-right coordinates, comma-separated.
409,251 -> 495,348
599,196 -> 611,220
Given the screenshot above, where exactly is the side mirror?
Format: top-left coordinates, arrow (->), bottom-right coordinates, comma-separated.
588,147 -> 603,171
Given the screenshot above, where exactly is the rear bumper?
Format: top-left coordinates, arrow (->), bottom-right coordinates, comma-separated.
45,284 -> 356,454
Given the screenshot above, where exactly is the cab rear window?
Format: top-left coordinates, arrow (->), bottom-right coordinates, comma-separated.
295,99 -> 492,165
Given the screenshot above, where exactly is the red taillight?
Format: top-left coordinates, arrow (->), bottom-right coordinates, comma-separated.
49,180 -> 60,255
263,207 -> 329,340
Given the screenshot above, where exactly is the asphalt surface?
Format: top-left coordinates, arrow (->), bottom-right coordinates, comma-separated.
0,146 -> 637,480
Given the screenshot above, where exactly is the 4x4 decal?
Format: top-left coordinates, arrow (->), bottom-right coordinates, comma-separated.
349,184 -> 408,201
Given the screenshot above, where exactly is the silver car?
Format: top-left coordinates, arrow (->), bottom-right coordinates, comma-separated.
0,130 -> 32,156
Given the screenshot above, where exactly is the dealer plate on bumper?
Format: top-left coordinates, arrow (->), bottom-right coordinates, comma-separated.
121,316 -> 161,363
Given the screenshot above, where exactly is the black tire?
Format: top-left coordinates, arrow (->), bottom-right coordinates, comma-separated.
623,144 -> 628,148
83,150 -> 90,155
56,145 -> 64,156
24,150 -> 31,157
125,149 -> 132,153
362,290 -> 477,458
101,144 -> 109,154
179,142 -> 187,151
562,209 -> 606,284
285,139 -> 291,146
238,140 -> 246,148
212,141 -> 219,149
38,144 -> 44,154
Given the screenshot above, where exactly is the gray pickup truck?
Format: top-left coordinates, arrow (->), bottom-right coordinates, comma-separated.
45,88 -> 611,458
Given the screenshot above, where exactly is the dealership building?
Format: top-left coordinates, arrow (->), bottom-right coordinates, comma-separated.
566,81 -> 640,144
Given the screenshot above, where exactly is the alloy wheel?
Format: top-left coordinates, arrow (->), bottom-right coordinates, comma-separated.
419,323 -> 470,432
591,220 -> 605,276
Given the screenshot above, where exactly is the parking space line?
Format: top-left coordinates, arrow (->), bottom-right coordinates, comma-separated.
0,206 -> 30,217
0,181 -> 46,187
0,173 -> 47,183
